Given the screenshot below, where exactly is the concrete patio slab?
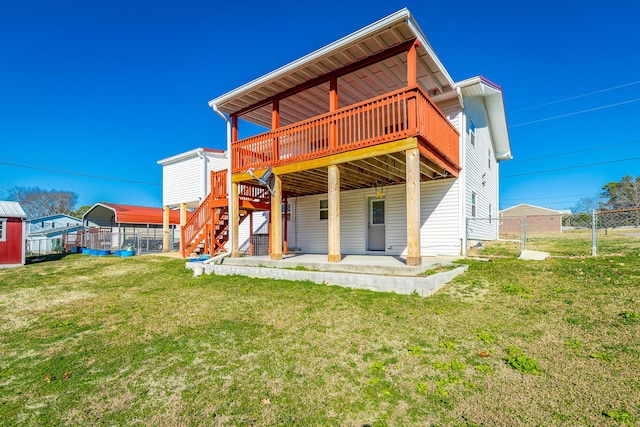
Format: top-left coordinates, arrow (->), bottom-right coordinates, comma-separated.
219,254 -> 458,276
186,254 -> 467,296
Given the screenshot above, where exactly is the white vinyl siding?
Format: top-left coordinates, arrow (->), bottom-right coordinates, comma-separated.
339,189 -> 368,254
463,96 -> 499,240
420,178 -> 460,256
236,211 -> 269,253
437,99 -> 462,133
162,156 -> 203,207
385,186 -> 407,254
290,195 -> 328,253
161,151 -> 227,207
287,177 -> 461,257
205,154 -> 228,192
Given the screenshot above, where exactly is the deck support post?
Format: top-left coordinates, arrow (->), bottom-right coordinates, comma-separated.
406,148 -> 422,266
180,203 -> 187,227
179,203 -> 188,256
328,165 -> 341,262
162,206 -> 170,253
270,174 -> 283,260
231,182 -> 240,258
283,196 -> 288,255
249,211 -> 254,256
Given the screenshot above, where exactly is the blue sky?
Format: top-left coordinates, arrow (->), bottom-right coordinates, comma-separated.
1,0 -> 639,211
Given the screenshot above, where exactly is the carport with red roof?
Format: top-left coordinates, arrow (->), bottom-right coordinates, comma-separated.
83,203 -> 182,252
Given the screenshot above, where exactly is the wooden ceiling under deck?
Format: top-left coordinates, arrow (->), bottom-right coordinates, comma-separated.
280,152 -> 450,197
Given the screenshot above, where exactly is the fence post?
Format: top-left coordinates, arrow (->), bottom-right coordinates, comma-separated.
519,219 -> 527,251
591,210 -> 597,257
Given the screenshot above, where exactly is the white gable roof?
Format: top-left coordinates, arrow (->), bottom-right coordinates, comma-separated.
456,76 -> 511,160
208,8 -> 457,128
157,148 -> 226,166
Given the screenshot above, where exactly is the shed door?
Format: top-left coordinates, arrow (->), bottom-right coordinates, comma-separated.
0,218 -> 23,264
367,199 -> 385,251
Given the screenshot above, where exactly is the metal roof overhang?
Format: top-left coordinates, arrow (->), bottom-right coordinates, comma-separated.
0,201 -> 27,218
208,8 -> 457,128
457,76 -> 512,161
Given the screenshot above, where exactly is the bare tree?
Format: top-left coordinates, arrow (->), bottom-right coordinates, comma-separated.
573,195 -> 602,213
7,186 -> 78,219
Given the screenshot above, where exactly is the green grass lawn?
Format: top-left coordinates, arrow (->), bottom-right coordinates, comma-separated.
1,249 -> 639,426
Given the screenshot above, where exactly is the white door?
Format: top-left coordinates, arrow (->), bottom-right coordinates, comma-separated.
368,199 -> 385,251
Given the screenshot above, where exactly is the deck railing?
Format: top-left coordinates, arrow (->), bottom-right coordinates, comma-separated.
181,169 -> 272,257
232,86 -> 459,173
415,89 -> 460,166
210,170 -> 228,200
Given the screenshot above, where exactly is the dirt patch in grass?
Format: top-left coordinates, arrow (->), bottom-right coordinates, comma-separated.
0,287 -> 95,332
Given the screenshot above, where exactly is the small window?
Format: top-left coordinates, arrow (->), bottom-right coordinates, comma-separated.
469,121 -> 476,146
51,222 -> 55,228
319,199 -> 328,220
41,222 -> 45,228
471,192 -> 477,218
0,218 -> 6,242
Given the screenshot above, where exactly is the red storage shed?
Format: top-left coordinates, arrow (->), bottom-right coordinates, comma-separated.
0,201 -> 27,267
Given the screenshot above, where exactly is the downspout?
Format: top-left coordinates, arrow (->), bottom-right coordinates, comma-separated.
457,86 -> 467,256
206,103 -> 233,264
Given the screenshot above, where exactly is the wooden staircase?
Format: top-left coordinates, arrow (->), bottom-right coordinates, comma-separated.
181,169 -> 271,258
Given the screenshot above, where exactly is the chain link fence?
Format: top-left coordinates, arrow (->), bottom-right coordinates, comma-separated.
26,237 -> 63,257
83,228 -> 180,255
27,227 -> 181,258
467,208 -> 640,257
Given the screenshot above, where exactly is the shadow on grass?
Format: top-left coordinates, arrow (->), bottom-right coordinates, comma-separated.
26,253 -> 72,264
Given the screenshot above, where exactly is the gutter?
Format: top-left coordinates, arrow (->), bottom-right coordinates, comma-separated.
210,103 -> 233,263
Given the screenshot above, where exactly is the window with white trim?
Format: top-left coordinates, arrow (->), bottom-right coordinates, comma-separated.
0,218 -> 7,242
471,192 -> 477,218
469,121 -> 476,146
319,199 -> 328,220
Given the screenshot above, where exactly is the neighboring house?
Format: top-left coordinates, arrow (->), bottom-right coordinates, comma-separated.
27,213 -> 84,254
83,203 -> 182,251
499,204 -> 565,235
0,201 -> 27,267
164,8 -> 512,263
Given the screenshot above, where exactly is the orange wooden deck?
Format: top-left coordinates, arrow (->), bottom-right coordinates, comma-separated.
231,85 -> 459,177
